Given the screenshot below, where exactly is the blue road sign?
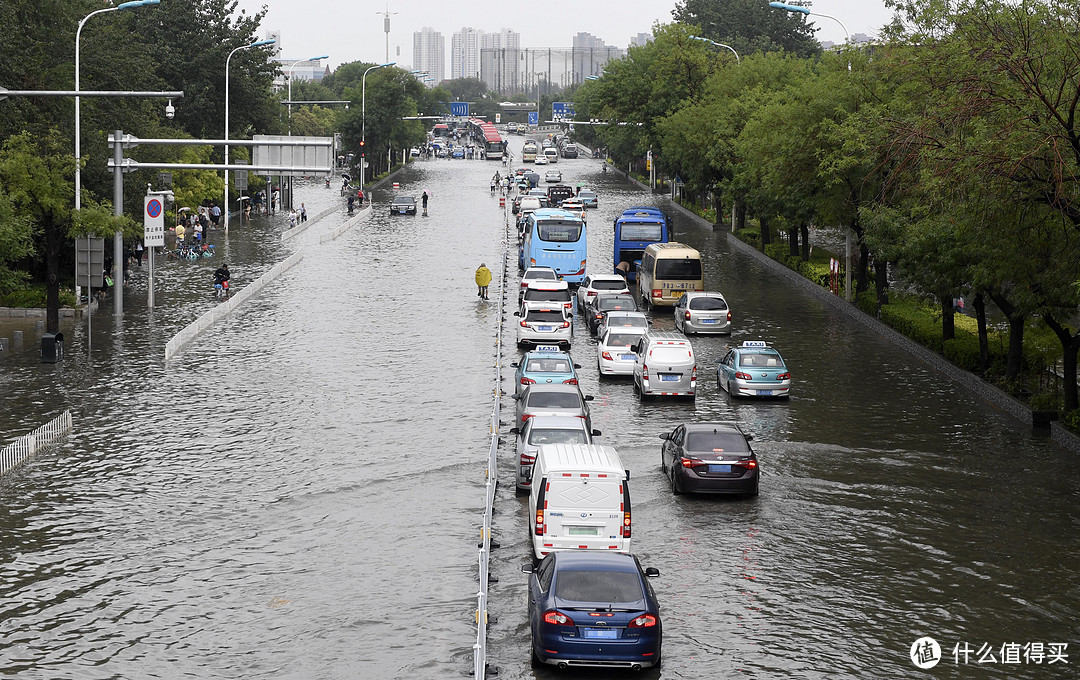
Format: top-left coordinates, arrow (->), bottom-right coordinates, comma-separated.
552,102 -> 575,121
450,102 -> 469,117
528,111 -> 539,126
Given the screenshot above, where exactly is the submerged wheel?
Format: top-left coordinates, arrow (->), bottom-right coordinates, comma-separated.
670,470 -> 681,495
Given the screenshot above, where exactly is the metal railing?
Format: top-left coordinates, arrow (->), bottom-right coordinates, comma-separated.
0,411 -> 73,477
473,200 -> 511,678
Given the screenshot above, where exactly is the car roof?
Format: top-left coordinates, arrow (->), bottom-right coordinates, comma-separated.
525,414 -> 589,429
551,550 -> 640,572
524,279 -> 569,290
393,195 -> 415,200
595,292 -> 635,300
605,310 -> 645,318
682,421 -> 747,434
685,291 -> 726,299
579,189 -> 597,196
524,347 -> 572,358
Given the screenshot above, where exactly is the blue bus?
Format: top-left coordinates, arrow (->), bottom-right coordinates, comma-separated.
519,208 -> 588,285
613,207 -> 671,281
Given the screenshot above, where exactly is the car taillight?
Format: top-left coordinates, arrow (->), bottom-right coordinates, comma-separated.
563,378 -> 578,385
628,614 -> 657,628
601,351 -> 613,361
520,320 -> 528,327
727,311 -> 732,322
691,366 -> 697,382
520,452 -> 535,465
735,371 -> 752,381
652,289 -> 662,298
745,459 -> 758,469
561,321 -> 570,328
574,260 -> 586,276
520,377 -> 535,385
684,311 -> 691,320
587,290 -> 596,297
530,258 -> 536,267
522,414 -> 533,422
642,364 -> 649,380
621,511 -> 631,538
534,508 -> 545,535
543,610 -> 573,626
680,457 -> 701,468
778,372 -> 791,380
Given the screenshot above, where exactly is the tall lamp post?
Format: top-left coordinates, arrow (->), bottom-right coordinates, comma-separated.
224,37 -> 275,234
769,1 -> 853,300
286,55 -> 329,135
689,35 -> 741,64
75,0 -> 160,214
361,62 -> 395,196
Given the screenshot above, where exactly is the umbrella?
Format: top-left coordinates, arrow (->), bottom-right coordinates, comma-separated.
340,172 -> 352,182
575,181 -> 587,187
177,207 -> 192,213
237,196 -> 250,202
421,189 -> 434,197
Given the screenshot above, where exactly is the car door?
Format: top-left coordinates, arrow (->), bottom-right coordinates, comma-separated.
578,276 -> 592,308
674,296 -> 687,329
662,425 -> 682,469
528,555 -> 555,632
720,350 -> 735,384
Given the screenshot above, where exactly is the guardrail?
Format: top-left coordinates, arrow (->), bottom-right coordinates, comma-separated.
0,410 -> 73,477
473,201 -> 511,678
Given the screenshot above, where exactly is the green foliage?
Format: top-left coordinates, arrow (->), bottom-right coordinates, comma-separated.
0,285 -> 76,308
1065,408 -> 1080,431
672,0 -> 822,58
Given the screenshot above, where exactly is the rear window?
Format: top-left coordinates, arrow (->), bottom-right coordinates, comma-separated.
555,569 -> 644,603
685,431 -> 751,454
597,296 -> 637,312
538,221 -> 583,242
619,223 -> 664,242
607,333 -> 641,347
689,296 -> 728,311
608,316 -> 647,328
655,257 -> 702,280
739,352 -> 783,368
649,346 -> 692,363
593,280 -> 627,291
524,270 -> 557,281
526,310 -> 566,323
528,428 -> 588,446
527,392 -> 583,409
524,288 -> 572,303
526,358 -> 571,373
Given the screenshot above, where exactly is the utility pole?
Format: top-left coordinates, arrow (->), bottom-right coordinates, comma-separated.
376,5 -> 397,65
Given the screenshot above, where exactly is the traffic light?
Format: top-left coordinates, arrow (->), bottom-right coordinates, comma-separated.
359,140 -> 365,156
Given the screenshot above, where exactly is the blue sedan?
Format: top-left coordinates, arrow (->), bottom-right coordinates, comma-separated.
717,340 -> 791,398
522,551 -> 662,670
512,346 -> 581,396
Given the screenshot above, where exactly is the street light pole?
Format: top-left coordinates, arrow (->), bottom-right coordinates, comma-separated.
225,38 -> 275,234
769,1 -> 854,300
361,62 -> 395,196
689,36 -> 741,64
287,55 -> 329,135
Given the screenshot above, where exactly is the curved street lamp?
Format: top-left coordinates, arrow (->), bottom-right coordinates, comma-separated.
224,37 -> 276,233
361,62 -> 395,194
689,35 -> 741,64
287,55 -> 329,135
75,0 -> 160,213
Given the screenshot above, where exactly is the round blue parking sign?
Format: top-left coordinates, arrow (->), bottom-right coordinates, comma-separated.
146,199 -> 162,218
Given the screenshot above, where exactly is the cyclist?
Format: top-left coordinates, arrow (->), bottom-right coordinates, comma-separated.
213,263 -> 230,297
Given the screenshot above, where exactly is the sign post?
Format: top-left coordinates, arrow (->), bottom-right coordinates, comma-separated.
144,193 -> 166,309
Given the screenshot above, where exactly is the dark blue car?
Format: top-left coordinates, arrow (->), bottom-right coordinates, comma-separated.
522,551 -> 662,670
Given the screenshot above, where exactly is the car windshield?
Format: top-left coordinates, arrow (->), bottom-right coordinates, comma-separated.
393,197 -> 414,205
554,569 -> 644,603
526,310 -> 566,323
598,297 -> 635,311
537,221 -> 583,242
689,296 -> 728,311
528,428 -> 588,445
528,392 -> 583,409
526,358 -> 571,373
685,431 -> 752,454
620,223 -> 664,242
593,280 -> 628,291
655,257 -> 702,280
739,352 -> 783,368
606,333 -> 641,347
524,289 -> 571,303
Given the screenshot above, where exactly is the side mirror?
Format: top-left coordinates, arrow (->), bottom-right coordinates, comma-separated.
521,563 -> 535,574
625,469 -> 631,480
745,434 -> 754,441
645,567 -> 660,578
511,362 -> 520,368
658,432 -> 671,440
509,427 -> 520,434
584,395 -> 594,401
573,364 -> 582,369
591,429 -> 602,437
513,311 -> 520,317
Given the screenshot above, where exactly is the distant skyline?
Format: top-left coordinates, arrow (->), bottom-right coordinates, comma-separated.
232,1 -> 898,72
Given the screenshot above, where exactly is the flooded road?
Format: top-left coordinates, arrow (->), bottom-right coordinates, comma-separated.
1,140 -> 1078,679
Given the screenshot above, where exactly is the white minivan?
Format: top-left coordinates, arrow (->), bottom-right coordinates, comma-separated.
528,443 -> 632,560
543,147 -> 559,163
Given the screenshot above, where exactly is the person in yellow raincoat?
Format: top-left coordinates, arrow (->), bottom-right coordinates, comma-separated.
475,263 -> 492,300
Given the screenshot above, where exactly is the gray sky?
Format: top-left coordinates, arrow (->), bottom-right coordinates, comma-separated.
233,1 -> 897,71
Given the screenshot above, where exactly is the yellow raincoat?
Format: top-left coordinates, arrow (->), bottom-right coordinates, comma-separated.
475,265 -> 492,287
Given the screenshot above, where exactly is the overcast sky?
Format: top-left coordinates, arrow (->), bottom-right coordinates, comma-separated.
232,1 -> 897,71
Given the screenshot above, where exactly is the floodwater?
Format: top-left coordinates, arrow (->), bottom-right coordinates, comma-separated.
1,139 -> 1078,679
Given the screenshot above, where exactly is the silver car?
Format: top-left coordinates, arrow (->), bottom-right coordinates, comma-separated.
515,302 -> 572,349
513,383 -> 595,433
510,415 -> 601,491
597,327 -> 646,377
597,310 -> 649,339
674,291 -> 732,334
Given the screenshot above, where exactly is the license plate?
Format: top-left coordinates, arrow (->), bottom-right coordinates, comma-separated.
583,628 -> 618,639
701,319 -> 717,324
620,354 -> 635,361
757,390 -> 773,396
670,290 -> 685,298
660,374 -> 679,382
539,326 -> 552,332
399,209 -> 408,214
710,464 -> 732,473
568,526 -> 599,536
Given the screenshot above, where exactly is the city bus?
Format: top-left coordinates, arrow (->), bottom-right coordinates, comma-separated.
467,118 -> 506,159
519,208 -> 588,285
613,207 -> 671,281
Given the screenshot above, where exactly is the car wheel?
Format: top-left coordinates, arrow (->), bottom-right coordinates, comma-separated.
717,376 -> 723,391
670,470 -> 681,495
660,454 -> 667,473
749,482 -> 759,497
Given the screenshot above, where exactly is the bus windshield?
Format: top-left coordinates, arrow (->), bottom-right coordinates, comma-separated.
538,221 -> 583,242
620,222 -> 664,242
655,258 -> 702,280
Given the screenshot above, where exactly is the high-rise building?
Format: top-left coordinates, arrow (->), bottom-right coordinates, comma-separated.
630,32 -> 652,48
413,27 -> 445,86
451,27 -> 484,80
479,28 -> 521,93
572,32 -> 624,83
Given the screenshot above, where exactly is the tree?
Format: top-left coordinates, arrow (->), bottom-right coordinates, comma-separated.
672,0 -> 822,58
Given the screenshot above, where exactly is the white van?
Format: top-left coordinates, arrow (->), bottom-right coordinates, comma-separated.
633,331 -> 697,398
637,242 -> 704,308
528,444 -> 632,560
543,147 -> 559,163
